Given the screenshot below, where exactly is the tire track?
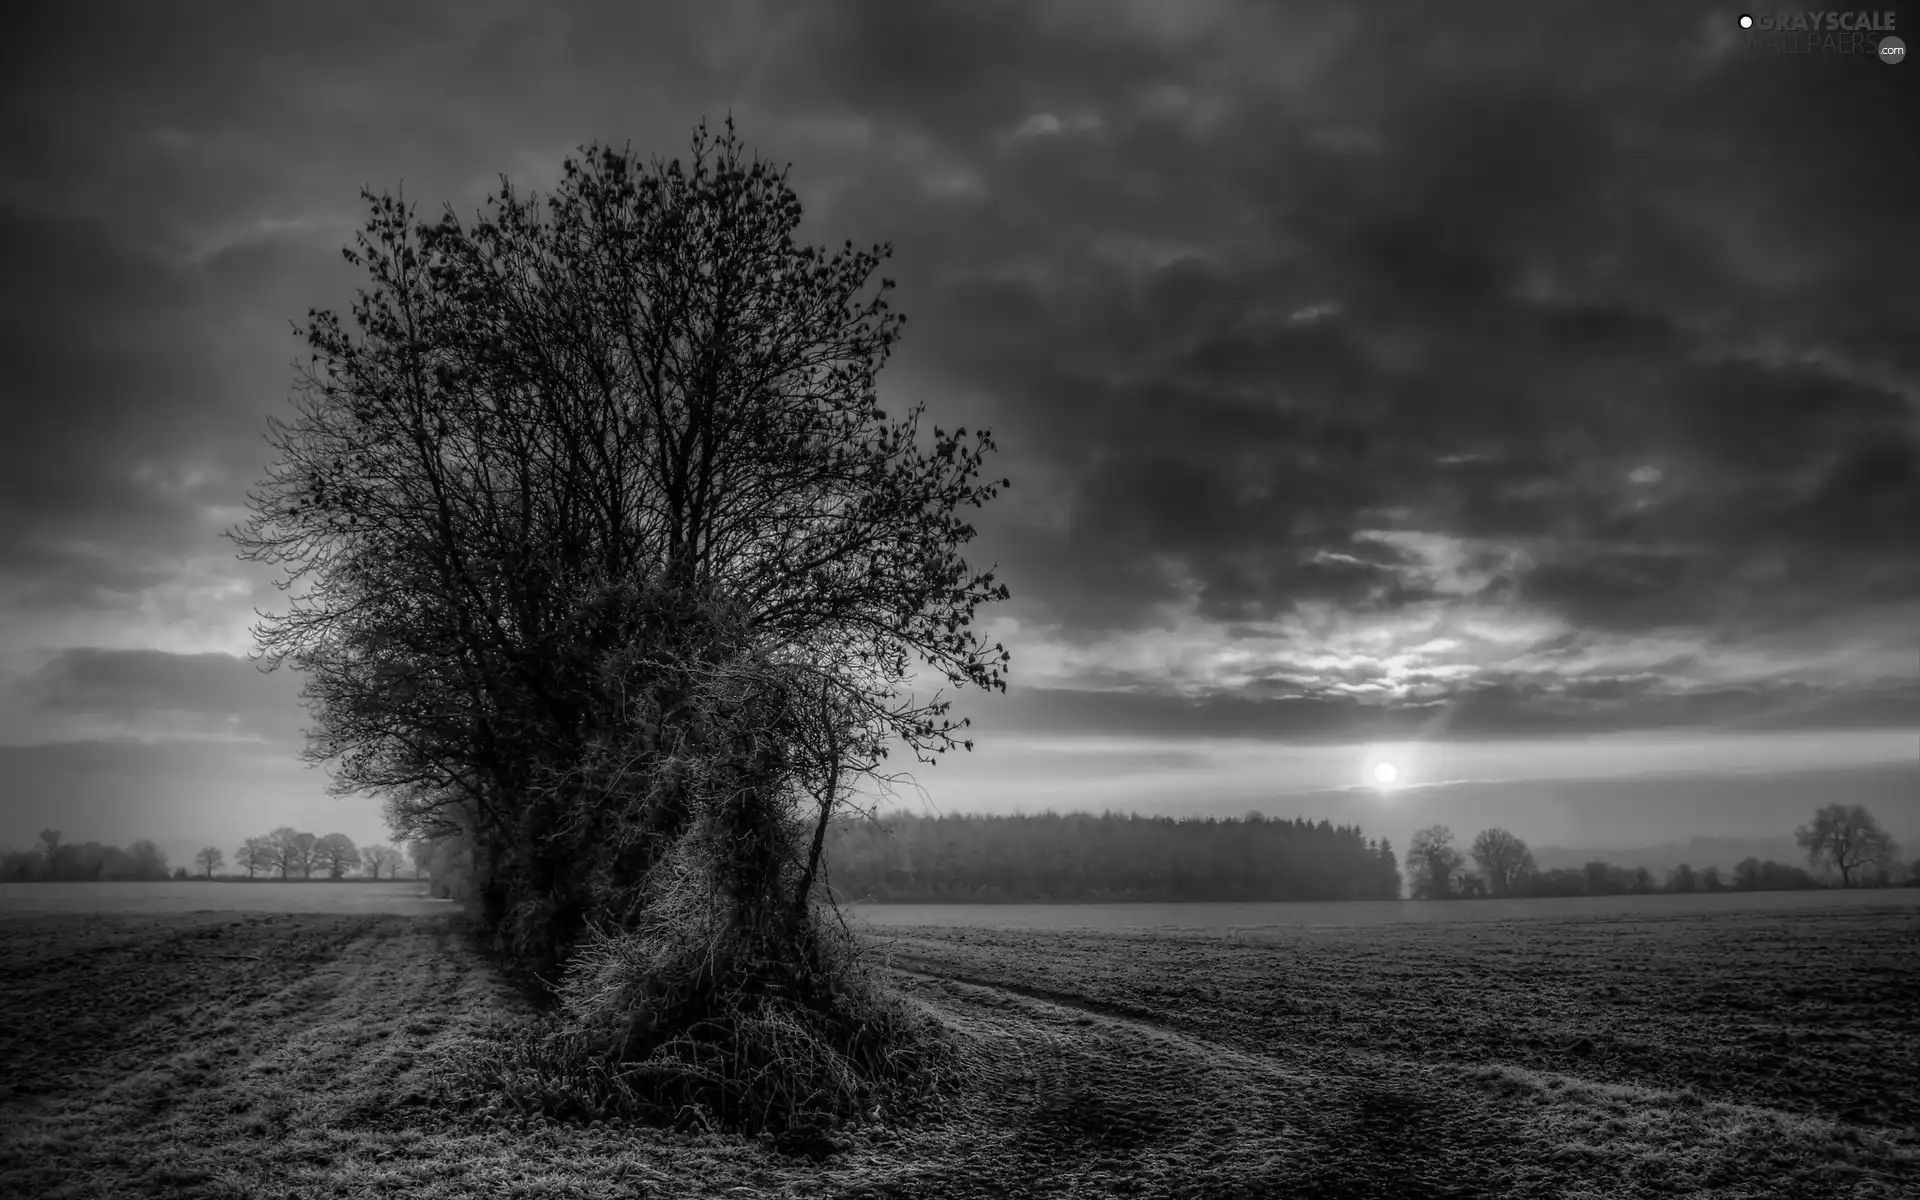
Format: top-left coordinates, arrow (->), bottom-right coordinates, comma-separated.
891,963 -> 1323,1089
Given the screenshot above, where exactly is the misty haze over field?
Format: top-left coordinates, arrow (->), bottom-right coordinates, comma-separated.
1,1 -> 1916,870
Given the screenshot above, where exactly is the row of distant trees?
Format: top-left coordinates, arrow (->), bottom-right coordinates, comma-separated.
1404,804 -> 1911,900
0,828 -> 430,882
12,803 -> 1909,900
223,828 -> 423,880
0,831 -> 172,882
822,811 -> 1404,902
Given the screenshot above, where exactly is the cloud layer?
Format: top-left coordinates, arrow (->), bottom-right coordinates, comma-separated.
1,0 -> 1914,787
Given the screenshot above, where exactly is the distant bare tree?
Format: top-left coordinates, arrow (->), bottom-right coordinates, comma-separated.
37,829 -> 61,861
1796,804 -> 1897,887
1700,865 -> 1724,892
1666,862 -> 1697,893
237,836 -> 272,878
1408,826 -> 1465,899
406,840 -> 431,880
194,846 -> 224,878
291,831 -> 319,878
361,843 -> 402,879
314,833 -> 361,879
266,827 -> 303,879
1469,827 -> 1536,897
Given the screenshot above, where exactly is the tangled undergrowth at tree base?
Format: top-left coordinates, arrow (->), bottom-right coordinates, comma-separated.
451,902 -> 958,1149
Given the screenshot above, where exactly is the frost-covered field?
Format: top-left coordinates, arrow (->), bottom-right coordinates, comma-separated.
2,899 -> 1915,1197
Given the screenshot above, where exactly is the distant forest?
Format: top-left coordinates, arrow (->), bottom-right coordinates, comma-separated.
815,809 -> 1915,904
822,812 -> 1404,902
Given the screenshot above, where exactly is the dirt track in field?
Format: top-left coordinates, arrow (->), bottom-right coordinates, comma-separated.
2,904 -> 1916,1198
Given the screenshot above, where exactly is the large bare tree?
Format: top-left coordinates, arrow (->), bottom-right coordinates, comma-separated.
229,121 -> 1009,969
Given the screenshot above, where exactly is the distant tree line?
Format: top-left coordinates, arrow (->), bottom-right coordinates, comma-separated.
800,802 -> 1911,905
0,830 -> 171,882
1403,804 -> 1911,900
17,802 -> 1911,907
0,827 -> 429,883
229,828 -> 416,880
821,811 -> 1404,902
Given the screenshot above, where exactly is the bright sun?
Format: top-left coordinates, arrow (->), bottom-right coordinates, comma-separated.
1372,761 -> 1399,787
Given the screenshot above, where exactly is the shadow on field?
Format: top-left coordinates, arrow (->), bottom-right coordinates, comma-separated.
1288,1084 -> 1499,1199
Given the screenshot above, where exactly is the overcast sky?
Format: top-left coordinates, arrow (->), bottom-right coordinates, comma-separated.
1,0 -> 1915,868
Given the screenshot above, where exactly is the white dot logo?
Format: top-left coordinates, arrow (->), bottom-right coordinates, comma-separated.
1739,13 -> 1754,28
1882,36 -> 1907,64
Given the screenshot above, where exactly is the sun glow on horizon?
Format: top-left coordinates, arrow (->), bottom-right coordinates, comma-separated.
1371,760 -> 1400,788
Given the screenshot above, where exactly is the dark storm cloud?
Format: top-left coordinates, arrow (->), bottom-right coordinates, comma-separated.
1,0 -> 1914,744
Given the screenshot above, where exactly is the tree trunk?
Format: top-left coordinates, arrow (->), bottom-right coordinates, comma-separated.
794,748 -> 839,919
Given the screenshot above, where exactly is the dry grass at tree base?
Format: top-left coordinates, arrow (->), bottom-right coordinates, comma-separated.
2,904 -> 1916,1198
468,907 -> 958,1143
